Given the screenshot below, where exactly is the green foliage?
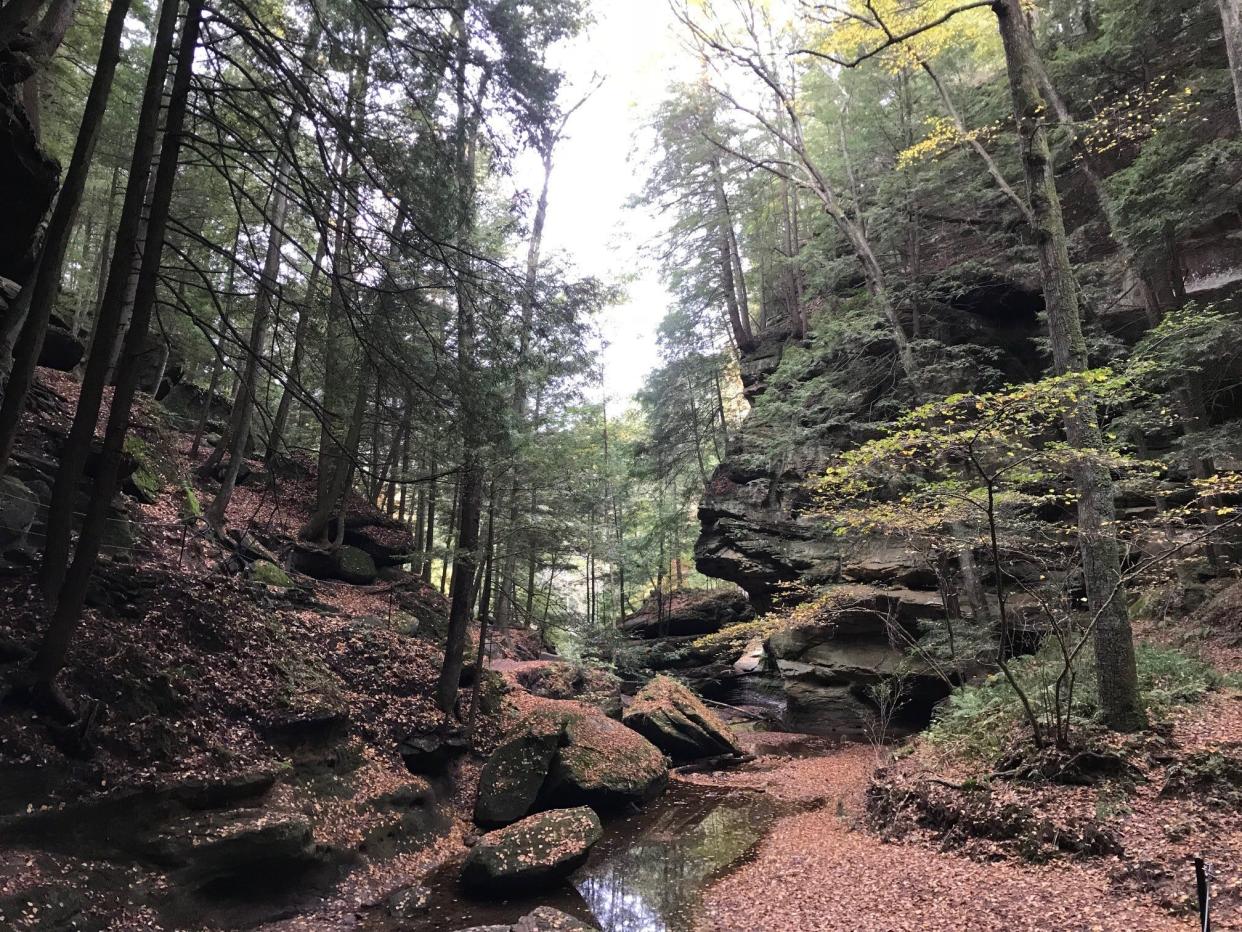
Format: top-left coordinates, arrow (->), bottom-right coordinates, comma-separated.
928,643 -> 1220,760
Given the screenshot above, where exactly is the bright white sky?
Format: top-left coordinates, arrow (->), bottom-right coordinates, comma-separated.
514,0 -> 692,406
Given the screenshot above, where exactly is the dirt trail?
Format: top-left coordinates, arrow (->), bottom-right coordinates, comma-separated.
684,738 -> 1194,932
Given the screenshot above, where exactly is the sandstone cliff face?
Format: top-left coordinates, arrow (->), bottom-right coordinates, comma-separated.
692,291 -> 1051,733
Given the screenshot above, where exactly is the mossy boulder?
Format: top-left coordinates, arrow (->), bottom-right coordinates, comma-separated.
292,544 -> 378,585
122,436 -> 164,504
461,807 -> 602,895
622,675 -> 743,762
475,717 -> 561,827
251,560 -> 292,588
336,545 -> 378,584
546,707 -> 668,810
476,703 -> 668,824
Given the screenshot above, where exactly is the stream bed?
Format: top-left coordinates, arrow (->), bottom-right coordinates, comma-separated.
414,781 -> 781,932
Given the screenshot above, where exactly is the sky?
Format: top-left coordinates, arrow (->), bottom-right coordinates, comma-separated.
514,0 -> 691,406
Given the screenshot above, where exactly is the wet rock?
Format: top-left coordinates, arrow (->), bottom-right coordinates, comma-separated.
461,807 -> 602,895
513,907 -> 599,931
622,676 -> 742,763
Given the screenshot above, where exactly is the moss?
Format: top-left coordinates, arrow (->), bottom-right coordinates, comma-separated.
182,482 -> 201,519
335,545 -> 377,584
252,560 -> 292,588
124,435 -> 165,503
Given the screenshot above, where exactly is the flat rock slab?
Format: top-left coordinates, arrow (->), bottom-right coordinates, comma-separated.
461,807 -> 602,895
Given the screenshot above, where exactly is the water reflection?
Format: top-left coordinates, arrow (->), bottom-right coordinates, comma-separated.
573,787 -> 773,932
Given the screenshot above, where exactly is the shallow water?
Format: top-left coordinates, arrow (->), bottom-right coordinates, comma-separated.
414,782 -> 778,931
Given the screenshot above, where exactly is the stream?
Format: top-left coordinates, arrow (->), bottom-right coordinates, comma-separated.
414,781 -> 782,932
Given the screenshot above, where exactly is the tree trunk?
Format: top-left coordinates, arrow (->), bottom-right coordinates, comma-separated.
436,0 -> 493,716
33,0 -> 203,684
1220,0 -> 1242,130
0,0 -> 131,478
39,0 -> 181,600
994,0 -> 1143,731
265,234 -> 326,466
206,160 -> 291,528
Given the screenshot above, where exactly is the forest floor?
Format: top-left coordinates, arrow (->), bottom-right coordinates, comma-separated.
682,688 -> 1241,932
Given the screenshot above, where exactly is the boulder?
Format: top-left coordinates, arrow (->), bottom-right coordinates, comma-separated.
460,807 -> 602,895
476,704 -> 667,822
622,676 -> 743,762
514,662 -> 622,716
513,907 -> 599,931
474,718 -> 562,827
36,325 -> 85,371
291,544 -> 378,585
546,707 -> 667,810
251,560 -> 292,588
140,811 -> 315,881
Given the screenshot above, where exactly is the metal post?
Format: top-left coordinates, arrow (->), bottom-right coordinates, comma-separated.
1195,856 -> 1211,932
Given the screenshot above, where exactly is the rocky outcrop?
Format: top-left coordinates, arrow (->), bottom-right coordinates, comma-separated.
620,587 -> 755,638
461,807 -> 602,895
474,704 -> 667,825
511,661 -> 622,717
622,676 -> 743,762
767,586 -> 953,736
0,86 -> 58,282
455,907 -> 599,932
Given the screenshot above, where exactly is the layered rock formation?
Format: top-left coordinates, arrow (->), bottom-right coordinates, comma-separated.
691,288 -> 1054,733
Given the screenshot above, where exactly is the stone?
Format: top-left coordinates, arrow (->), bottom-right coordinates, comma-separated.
0,87 -> 58,282
146,812 -> 314,877
513,907 -> 599,931
291,544 -> 378,585
327,509 -> 417,568
460,807 -> 602,895
733,636 -> 768,674
545,707 -> 667,810
251,559 -> 292,588
740,584 -> 958,736
36,325 -> 85,371
385,883 -> 431,919
475,718 -> 562,827
622,676 -> 743,762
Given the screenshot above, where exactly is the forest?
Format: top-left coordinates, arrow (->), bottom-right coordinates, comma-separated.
1,0 -> 1242,929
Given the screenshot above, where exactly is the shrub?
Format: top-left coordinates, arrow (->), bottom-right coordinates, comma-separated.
927,643 -> 1219,760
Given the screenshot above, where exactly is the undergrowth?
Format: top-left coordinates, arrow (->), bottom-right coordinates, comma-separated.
927,643 -> 1220,760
